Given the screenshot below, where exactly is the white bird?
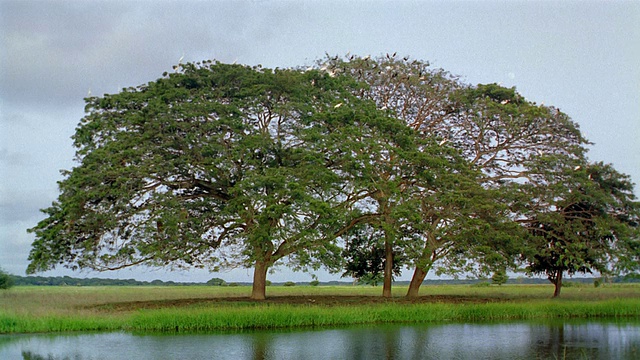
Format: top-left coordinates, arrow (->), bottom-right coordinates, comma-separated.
574,165 -> 582,171
438,139 -> 448,146
501,99 -> 510,105
178,54 -> 184,64
334,103 -> 343,108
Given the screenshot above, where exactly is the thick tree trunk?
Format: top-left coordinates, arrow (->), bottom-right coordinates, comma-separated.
251,260 -> 269,300
383,238 -> 393,298
406,267 -> 427,298
552,271 -> 563,298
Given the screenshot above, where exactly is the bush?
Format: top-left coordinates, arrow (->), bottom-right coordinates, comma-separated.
491,270 -> 509,286
283,281 -> 296,287
206,277 -> 227,286
309,280 -> 320,287
0,269 -> 14,290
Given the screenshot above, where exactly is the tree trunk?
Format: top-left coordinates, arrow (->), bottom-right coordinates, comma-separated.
251,260 -> 269,300
382,237 -> 393,298
406,267 -> 427,298
552,271 -> 563,298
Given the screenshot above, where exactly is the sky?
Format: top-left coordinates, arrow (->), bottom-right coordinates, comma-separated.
1,0 -> 638,284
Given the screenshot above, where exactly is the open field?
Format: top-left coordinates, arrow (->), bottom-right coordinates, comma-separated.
1,284 -> 639,334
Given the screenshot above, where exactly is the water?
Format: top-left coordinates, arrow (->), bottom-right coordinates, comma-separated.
2,320 -> 639,359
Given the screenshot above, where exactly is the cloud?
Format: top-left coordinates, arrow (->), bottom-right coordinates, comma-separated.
0,1 -> 277,108
0,0 -> 334,110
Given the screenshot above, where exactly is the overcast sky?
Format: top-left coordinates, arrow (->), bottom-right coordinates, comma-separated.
1,0 -> 638,283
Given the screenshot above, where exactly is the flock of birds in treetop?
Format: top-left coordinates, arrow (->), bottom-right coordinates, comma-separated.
162,52 -> 576,165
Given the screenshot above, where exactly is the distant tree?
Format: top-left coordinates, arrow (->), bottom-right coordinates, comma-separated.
309,279 -> 320,286
283,281 -> 296,287
0,269 -> 14,289
491,269 -> 509,286
522,162 -> 640,297
206,277 -> 227,286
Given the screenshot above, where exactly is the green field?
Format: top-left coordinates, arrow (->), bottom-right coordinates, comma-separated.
1,284 -> 639,334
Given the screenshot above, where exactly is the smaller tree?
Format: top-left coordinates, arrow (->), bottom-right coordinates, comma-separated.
522,162 -> 640,297
206,277 -> 227,286
0,269 -> 14,290
341,224 -> 404,287
491,269 -> 509,286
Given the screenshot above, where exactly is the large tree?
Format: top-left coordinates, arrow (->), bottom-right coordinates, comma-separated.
327,102 -> 467,298
522,162 -> 640,297
27,62 -> 396,299
320,55 -> 587,297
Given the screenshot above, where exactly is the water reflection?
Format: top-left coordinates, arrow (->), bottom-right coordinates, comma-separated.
2,320 -> 639,360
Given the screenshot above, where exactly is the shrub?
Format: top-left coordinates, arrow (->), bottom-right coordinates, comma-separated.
0,269 -> 14,290
309,280 -> 320,287
283,281 -> 296,287
491,270 -> 509,286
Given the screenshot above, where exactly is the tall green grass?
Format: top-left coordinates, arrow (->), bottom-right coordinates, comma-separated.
3,299 -> 638,334
2,284 -> 639,334
127,299 -> 640,332
0,313 -> 124,333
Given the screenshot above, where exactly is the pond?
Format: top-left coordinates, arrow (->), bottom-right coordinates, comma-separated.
2,320 -> 639,359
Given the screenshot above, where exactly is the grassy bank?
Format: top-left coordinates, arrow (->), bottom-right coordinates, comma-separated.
1,284 -> 639,334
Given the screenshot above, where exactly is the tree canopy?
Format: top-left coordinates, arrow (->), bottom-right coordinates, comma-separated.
27,56 -> 638,299
28,60 -> 456,299
29,62 -> 381,299
318,54 -> 591,297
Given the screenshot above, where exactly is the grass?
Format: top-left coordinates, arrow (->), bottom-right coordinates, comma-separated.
1,284 -> 639,334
